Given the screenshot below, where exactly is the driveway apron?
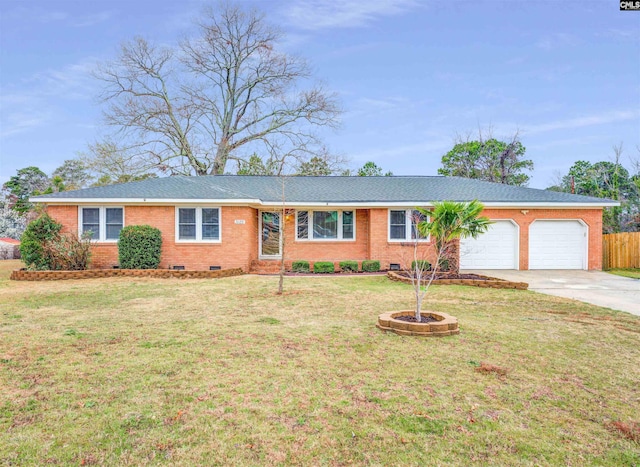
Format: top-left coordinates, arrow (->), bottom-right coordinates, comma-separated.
463,270 -> 640,316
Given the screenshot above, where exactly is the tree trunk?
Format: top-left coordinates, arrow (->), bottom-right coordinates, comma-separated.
213,142 -> 230,175
414,266 -> 423,322
415,292 -> 423,322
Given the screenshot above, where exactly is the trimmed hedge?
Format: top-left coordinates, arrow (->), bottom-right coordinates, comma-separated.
291,260 -> 310,273
339,260 -> 358,272
118,225 -> 162,269
411,260 -> 431,271
361,260 -> 380,272
20,214 -> 63,270
438,259 -> 450,272
313,261 -> 335,273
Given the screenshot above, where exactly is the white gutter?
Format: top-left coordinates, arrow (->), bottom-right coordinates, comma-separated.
31,197 -> 263,205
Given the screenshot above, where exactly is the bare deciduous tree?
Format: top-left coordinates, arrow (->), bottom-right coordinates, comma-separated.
94,2 -> 341,176
79,141 -> 158,186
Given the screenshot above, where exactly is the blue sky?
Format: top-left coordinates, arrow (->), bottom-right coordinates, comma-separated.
1,0 -> 639,189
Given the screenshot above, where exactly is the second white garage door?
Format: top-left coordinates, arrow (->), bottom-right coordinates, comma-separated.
459,220 -> 518,269
529,220 -> 587,269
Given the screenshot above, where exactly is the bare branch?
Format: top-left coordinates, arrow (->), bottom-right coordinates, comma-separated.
92,2 -> 342,177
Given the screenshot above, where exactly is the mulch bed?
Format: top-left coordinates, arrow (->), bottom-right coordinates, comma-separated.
393,315 -> 438,323
284,271 -> 387,276
393,271 -> 490,281
387,270 -> 528,290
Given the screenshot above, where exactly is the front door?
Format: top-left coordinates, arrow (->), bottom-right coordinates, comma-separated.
260,211 -> 281,258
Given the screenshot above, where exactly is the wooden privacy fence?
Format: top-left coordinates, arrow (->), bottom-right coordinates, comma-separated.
602,232 -> 640,269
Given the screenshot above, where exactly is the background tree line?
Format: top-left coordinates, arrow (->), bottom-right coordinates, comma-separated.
547,144 -> 640,233
438,129 -> 639,233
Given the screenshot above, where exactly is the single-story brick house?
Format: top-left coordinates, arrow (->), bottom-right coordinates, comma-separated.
31,175 -> 617,272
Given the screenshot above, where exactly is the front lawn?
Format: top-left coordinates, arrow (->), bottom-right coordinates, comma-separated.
1,260 -> 639,465
607,268 -> 640,280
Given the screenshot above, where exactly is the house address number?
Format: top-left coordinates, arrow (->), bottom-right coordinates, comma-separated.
234,219 -> 246,225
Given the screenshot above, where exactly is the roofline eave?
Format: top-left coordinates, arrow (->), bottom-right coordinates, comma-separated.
31,197 -> 619,208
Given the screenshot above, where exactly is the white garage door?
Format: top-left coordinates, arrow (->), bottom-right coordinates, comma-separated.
460,220 -> 518,269
529,220 -> 586,269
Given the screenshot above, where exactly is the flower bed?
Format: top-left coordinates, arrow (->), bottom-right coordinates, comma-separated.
387,271 -> 528,290
10,268 -> 244,281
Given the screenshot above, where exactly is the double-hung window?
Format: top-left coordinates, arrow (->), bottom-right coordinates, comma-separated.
80,207 -> 124,241
388,209 -> 429,241
176,207 -> 220,242
296,210 -> 355,241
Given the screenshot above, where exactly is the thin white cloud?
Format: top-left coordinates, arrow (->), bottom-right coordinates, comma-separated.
1,6 -> 112,28
528,135 -> 603,151
72,11 -> 113,28
0,59 -> 98,138
433,71 -> 465,82
284,0 -> 420,30
321,41 -> 387,59
30,60 -> 97,98
343,95 -> 417,121
358,96 -> 408,110
597,28 -> 640,41
505,56 -> 526,66
535,64 -> 573,82
0,111 -> 50,138
350,137 -> 451,163
523,110 -> 640,135
2,7 -> 69,23
536,32 -> 579,50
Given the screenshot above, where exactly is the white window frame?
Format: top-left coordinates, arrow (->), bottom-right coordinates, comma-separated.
388,209 -> 430,242
295,209 -> 356,241
78,206 -> 124,243
175,206 -> 222,243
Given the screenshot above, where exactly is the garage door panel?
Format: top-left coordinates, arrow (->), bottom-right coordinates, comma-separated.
460,221 -> 518,270
529,221 -> 586,270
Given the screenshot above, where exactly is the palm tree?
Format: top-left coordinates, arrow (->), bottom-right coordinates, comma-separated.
410,200 -> 491,321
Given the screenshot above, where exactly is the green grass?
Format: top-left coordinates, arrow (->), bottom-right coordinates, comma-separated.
607,268 -> 640,279
1,260 -> 639,465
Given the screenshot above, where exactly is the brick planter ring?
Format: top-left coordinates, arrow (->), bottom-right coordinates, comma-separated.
377,310 -> 459,337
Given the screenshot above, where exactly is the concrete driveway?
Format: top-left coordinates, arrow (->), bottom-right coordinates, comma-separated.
463,269 -> 640,316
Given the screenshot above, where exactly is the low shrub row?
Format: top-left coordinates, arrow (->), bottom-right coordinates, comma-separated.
290,260 -> 382,274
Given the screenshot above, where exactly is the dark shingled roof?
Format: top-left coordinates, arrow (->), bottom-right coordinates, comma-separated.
31,175 -> 617,205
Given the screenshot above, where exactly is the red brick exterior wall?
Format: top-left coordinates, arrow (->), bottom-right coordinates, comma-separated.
284,210 -> 369,262
45,205 -> 604,271
47,205 -> 260,271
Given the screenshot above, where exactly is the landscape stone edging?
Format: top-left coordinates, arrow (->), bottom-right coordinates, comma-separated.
377,310 -> 460,337
386,271 -> 528,290
10,268 -> 244,281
